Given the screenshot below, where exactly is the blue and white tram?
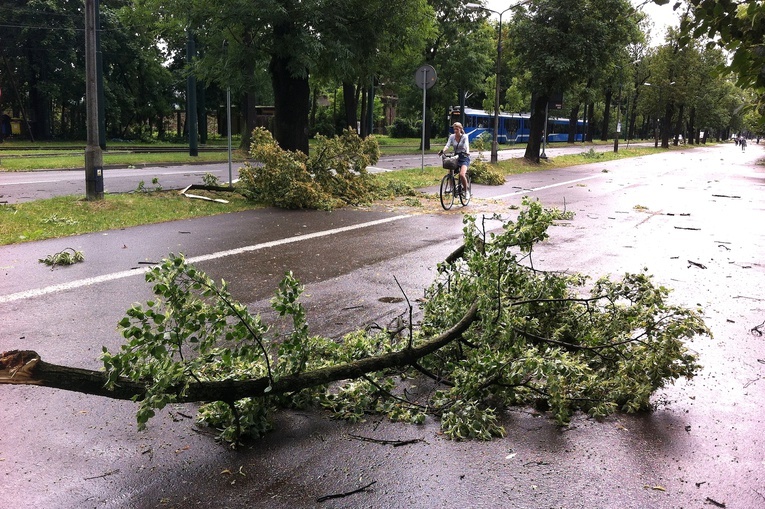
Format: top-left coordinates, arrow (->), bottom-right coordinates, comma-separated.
451,107 -> 585,144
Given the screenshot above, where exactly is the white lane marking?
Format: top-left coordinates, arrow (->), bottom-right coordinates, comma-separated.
0,214 -> 410,304
3,179 -> 72,186
492,174 -> 603,199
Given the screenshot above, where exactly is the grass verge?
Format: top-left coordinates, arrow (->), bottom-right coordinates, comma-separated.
0,190 -> 257,245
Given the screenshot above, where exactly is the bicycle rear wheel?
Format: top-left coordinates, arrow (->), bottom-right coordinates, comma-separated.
440,173 -> 455,210
459,173 -> 472,206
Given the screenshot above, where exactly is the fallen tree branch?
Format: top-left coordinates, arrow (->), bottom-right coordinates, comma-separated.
0,301 -> 479,403
316,480 -> 377,502
347,434 -> 423,447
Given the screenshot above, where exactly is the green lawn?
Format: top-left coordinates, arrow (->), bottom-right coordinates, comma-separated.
0,191 -> 257,245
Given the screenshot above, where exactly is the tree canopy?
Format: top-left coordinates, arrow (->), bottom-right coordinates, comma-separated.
679,1 -> 765,91
509,0 -> 642,161
0,0 -> 759,149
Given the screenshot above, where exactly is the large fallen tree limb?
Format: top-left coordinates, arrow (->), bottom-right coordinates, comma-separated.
0,301 -> 479,403
1,202 -> 710,443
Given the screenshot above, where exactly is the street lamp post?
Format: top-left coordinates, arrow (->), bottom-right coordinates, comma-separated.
466,3 -> 521,164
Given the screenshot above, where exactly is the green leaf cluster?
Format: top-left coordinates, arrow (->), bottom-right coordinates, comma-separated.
104,255 -> 274,440
683,0 -> 765,95
238,127 -> 384,210
38,248 -> 84,267
468,159 -> 507,186
420,200 -> 708,430
102,199 -> 709,444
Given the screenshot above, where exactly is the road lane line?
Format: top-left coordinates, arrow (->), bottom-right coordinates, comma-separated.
3,179 -> 69,186
0,214 -> 410,304
492,174 -> 603,199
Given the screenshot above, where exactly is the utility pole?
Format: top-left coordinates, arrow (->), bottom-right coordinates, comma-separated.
96,0 -> 106,150
613,85 -> 622,153
84,0 -> 103,200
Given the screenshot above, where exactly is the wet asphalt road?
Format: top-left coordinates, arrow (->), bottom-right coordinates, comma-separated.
1,143 -> 764,508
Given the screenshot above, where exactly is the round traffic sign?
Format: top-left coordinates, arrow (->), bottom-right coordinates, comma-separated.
415,65 -> 437,90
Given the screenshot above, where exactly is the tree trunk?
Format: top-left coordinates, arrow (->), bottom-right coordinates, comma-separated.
524,94 -> 548,163
687,107 -> 696,145
673,103 -> 684,146
269,52 -> 310,154
601,89 -> 612,141
360,86 -> 368,138
661,101 -> 674,149
29,78 -> 52,141
586,102 -> 595,142
628,92 -> 639,141
567,104 -> 580,143
309,85 -> 318,134
0,302 -> 479,402
197,81 -> 207,145
343,82 -> 357,132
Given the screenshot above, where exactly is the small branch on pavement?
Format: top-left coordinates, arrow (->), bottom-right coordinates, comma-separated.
743,375 -> 762,389
687,260 -> 707,269
84,469 -> 120,480
316,480 -> 377,503
705,496 -> 726,508
347,434 -> 424,447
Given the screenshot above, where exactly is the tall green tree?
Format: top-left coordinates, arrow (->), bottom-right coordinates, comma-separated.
0,0 -> 176,141
408,0 -> 493,148
154,0 -> 433,153
510,0 -> 641,162
102,3 -> 175,140
0,0 -> 81,140
313,0 -> 434,137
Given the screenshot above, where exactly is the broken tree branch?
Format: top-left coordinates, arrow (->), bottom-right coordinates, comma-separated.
347,434 -> 423,447
316,480 -> 377,502
0,301 -> 479,403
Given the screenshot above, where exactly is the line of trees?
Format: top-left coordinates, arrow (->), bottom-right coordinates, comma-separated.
0,0 -> 761,159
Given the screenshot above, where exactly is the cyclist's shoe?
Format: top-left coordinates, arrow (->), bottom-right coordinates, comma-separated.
464,190 -> 471,201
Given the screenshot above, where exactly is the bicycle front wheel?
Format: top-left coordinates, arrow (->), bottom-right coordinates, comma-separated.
459,174 -> 472,206
440,174 -> 455,210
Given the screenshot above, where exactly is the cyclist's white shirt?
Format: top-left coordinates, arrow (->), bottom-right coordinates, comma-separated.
443,133 -> 469,155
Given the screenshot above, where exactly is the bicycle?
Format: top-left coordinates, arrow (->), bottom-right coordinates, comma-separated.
439,153 -> 472,210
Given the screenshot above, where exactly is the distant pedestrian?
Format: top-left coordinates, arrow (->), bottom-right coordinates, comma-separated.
740,136 -> 747,152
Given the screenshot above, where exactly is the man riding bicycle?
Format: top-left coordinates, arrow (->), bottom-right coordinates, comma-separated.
438,121 -> 470,200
